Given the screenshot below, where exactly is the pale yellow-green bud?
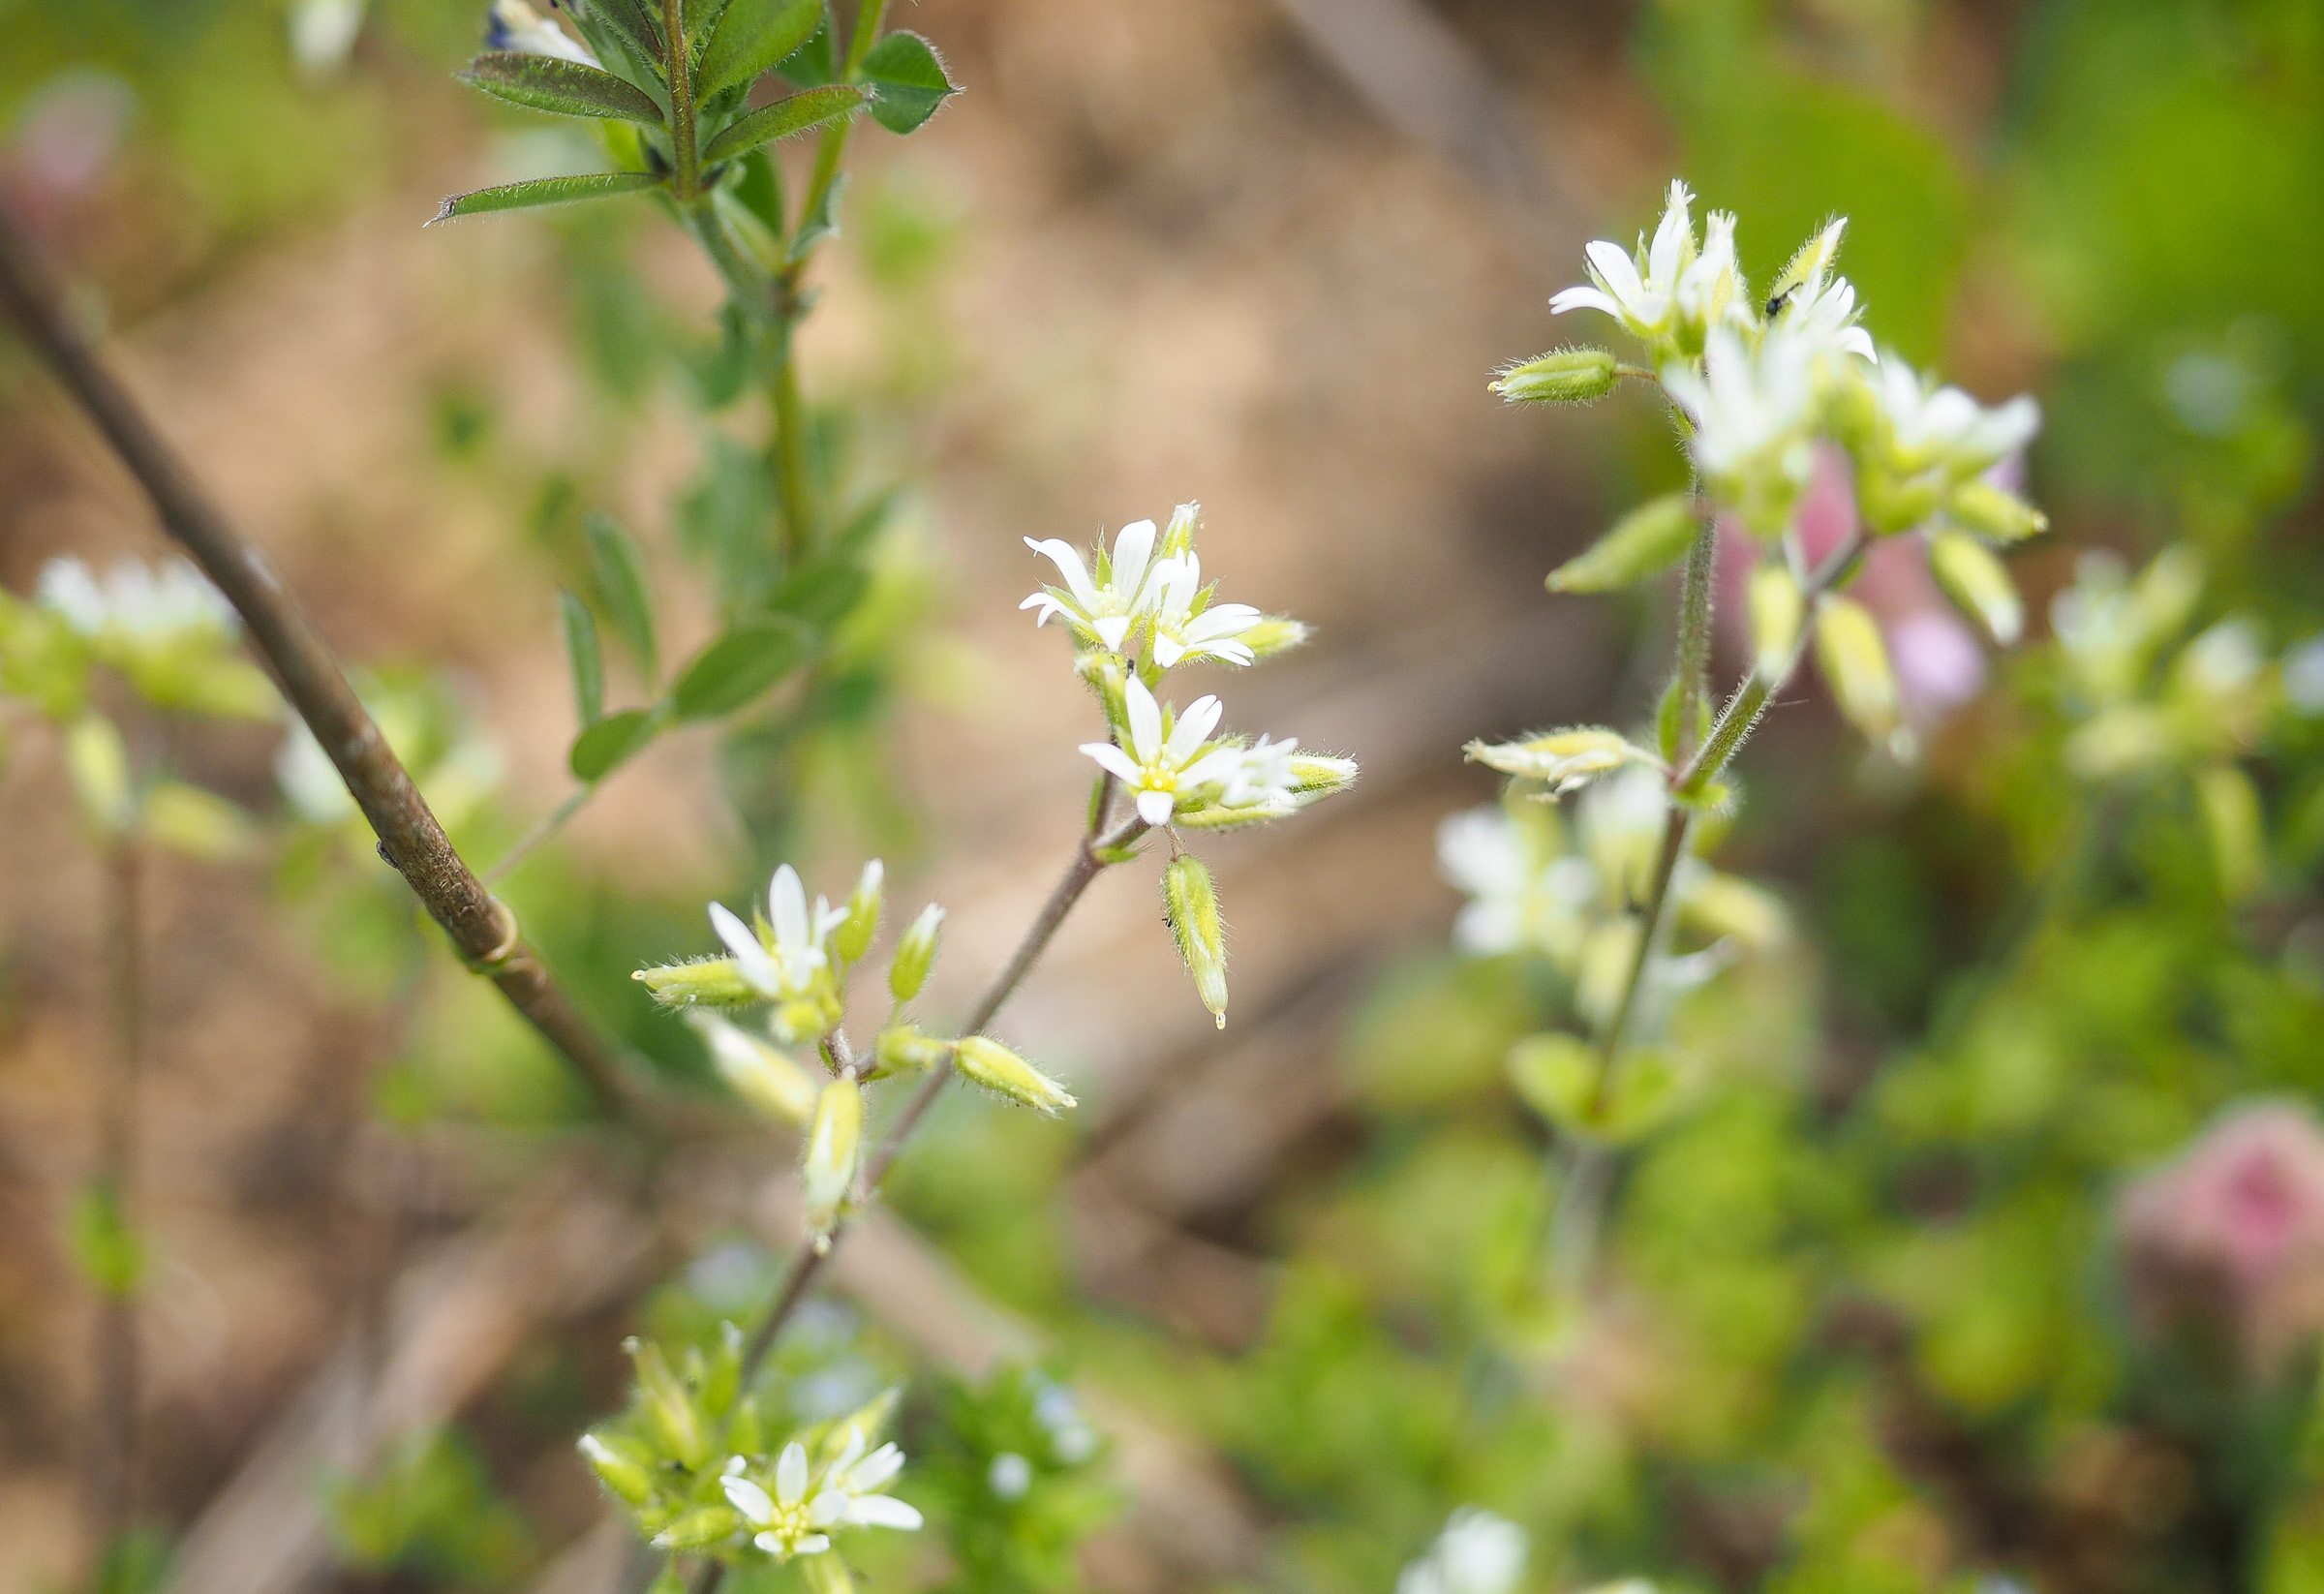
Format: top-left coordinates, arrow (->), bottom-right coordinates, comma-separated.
1163,853 -> 1229,1027
687,1011 -> 817,1124
1928,529 -> 2023,646
634,958 -> 761,1009
1158,502 -> 1201,560
1856,468 -> 1942,537
953,1035 -> 1077,1116
773,984 -> 844,1045
1288,753 -> 1359,797
873,1024 -> 951,1074
1680,872 -> 1789,952
1465,727 -> 1644,792
1546,494 -> 1699,593
1239,616 -> 1310,659
1814,596 -> 1900,742
66,714 -> 133,835
2196,762 -> 2264,901
802,1072 -> 863,1237
654,1506 -> 746,1550
833,858 -> 883,965
627,1337 -> 709,1469
1491,347 -> 1619,405
577,1432 -> 656,1506
800,1552 -> 860,1594
888,903 -> 944,1001
1947,479 -> 2049,543
1747,563 -> 1804,681
140,780 -> 254,861
1075,649 -> 1128,724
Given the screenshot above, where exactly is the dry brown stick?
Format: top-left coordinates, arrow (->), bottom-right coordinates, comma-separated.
0,210 -> 642,1121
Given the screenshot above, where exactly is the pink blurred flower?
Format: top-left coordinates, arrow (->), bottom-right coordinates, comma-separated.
2,70 -> 136,236
1714,443 -> 1986,728
2118,1102 -> 2324,1376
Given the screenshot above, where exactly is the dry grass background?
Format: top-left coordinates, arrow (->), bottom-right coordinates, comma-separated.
0,1 -> 1681,1584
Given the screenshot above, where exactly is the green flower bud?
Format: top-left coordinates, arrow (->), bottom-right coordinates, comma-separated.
888,903 -> 945,1002
1288,753 -> 1359,797
1238,616 -> 1310,659
953,1035 -> 1077,1116
687,1012 -> 817,1125
634,958 -> 762,1008
1465,727 -> 1645,792
578,1431 -> 656,1505
2197,762 -> 2264,901
801,1552 -> 860,1594
1814,596 -> 1900,743
1545,494 -> 1699,593
1491,347 -> 1619,405
1158,501 -> 1201,560
1163,853 -> 1229,1027
627,1338 -> 709,1469
833,858 -> 883,965
1927,530 -> 2023,646
654,1505 -> 744,1550
66,714 -> 132,835
802,1072 -> 864,1238
1748,563 -> 1804,681
874,1024 -> 951,1074
1948,479 -> 2048,543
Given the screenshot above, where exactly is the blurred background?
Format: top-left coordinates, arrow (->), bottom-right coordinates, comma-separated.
2,1 -> 2320,1591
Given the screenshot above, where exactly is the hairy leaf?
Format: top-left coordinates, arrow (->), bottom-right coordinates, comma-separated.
560,589 -> 606,725
776,10 -> 836,86
570,708 -> 658,782
858,31 -> 957,135
430,171 -> 661,225
671,618 -> 811,720
698,0 -> 822,100
459,51 -> 665,122
578,0 -> 663,63
700,84 -> 867,166
585,512 -> 659,682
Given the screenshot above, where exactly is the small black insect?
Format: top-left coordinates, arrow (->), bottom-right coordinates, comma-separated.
1764,289 -> 1794,319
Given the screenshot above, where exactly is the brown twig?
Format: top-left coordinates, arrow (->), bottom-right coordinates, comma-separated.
0,209 -> 645,1123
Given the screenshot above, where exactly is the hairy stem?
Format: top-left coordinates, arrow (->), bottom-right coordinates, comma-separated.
771,319 -> 813,559
662,0 -> 697,198
0,212 -> 647,1124
1673,520 -> 1717,759
88,838 -> 142,1560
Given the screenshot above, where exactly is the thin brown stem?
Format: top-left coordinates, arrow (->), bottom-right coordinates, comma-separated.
0,212 -> 646,1124
87,838 -> 142,1561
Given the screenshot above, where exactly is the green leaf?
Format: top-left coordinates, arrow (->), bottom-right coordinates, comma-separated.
570,708 -> 659,782
458,51 -> 666,122
585,512 -> 658,682
1509,1034 -> 1693,1145
671,618 -> 811,720
560,589 -> 606,725
699,0 -> 822,100
857,31 -> 957,135
579,0 -> 665,64
70,1179 -> 145,1297
734,147 -> 785,235
788,170 -> 845,262
701,84 -> 868,166
777,11 -> 837,86
771,562 -> 868,628
431,171 -> 662,225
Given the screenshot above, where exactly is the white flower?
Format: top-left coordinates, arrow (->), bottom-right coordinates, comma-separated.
1218,733 -> 1300,811
486,0 -> 598,65
711,864 -> 849,1003
1662,327 -> 1820,532
1147,554 -> 1268,668
1550,179 -> 1699,346
37,557 -> 235,642
1437,808 -> 1531,955
1022,519 -> 1173,652
718,1430 -> 922,1563
1867,353 -> 2040,476
1769,218 -> 1876,363
1395,1507 -> 1528,1594
1079,676 -> 1241,827
1673,208 -> 1749,339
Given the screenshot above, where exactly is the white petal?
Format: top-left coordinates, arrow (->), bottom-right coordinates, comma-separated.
710,903 -> 782,994
809,1489 -> 848,1527
1648,180 -> 1693,287
1024,537 -> 1100,609
845,1443 -> 904,1493
1150,633 -> 1186,670
1167,695 -> 1223,762
1548,286 -> 1625,320
722,1476 -> 776,1522
771,866 -> 810,951
754,1530 -> 785,1555
1122,677 -> 1163,761
1111,519 -> 1156,594
1177,747 -> 1242,792
1095,615 -> 1133,651
795,1534 -> 830,1556
1080,743 -> 1145,783
777,1441 -> 810,1508
1584,240 -> 1645,308
832,1425 -> 866,1476
1184,603 -> 1263,642
1136,789 -> 1176,826
847,1494 -> 924,1531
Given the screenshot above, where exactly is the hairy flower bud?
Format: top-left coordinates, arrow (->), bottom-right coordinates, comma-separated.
1814,596 -> 1900,742
833,858 -> 883,965
628,1337 -> 709,1469
578,1432 -> 656,1506
1949,479 -> 2049,543
1238,616 -> 1311,659
1163,853 -> 1230,1027
1748,563 -> 1804,681
1158,501 -> 1201,560
1288,753 -> 1359,798
1492,347 -> 1619,405
874,1024 -> 951,1074
803,1072 -> 864,1237
953,1035 -> 1076,1116
1465,727 -> 1645,793
1928,530 -> 2024,646
888,904 -> 944,1001
66,713 -> 132,834
635,958 -> 762,1008
687,1012 -> 817,1124
1546,494 -> 1699,594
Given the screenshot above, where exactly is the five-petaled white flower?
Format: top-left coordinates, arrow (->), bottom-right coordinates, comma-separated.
1217,733 -> 1300,812
710,864 -> 848,1002
719,1430 -> 923,1562
1022,519 -> 1173,652
1662,325 -> 1820,491
1550,179 -> 1701,346
486,0 -> 598,64
1080,677 -> 1240,827
1147,553 -> 1267,668
1867,353 -> 2041,476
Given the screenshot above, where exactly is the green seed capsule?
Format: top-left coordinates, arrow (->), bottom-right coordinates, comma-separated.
1748,563 -> 1805,680
1546,494 -> 1700,594
1814,596 -> 1901,742
1928,530 -> 2023,646
888,903 -> 944,1002
953,1035 -> 1077,1116
1164,852 -> 1229,1027
1491,347 -> 1619,405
